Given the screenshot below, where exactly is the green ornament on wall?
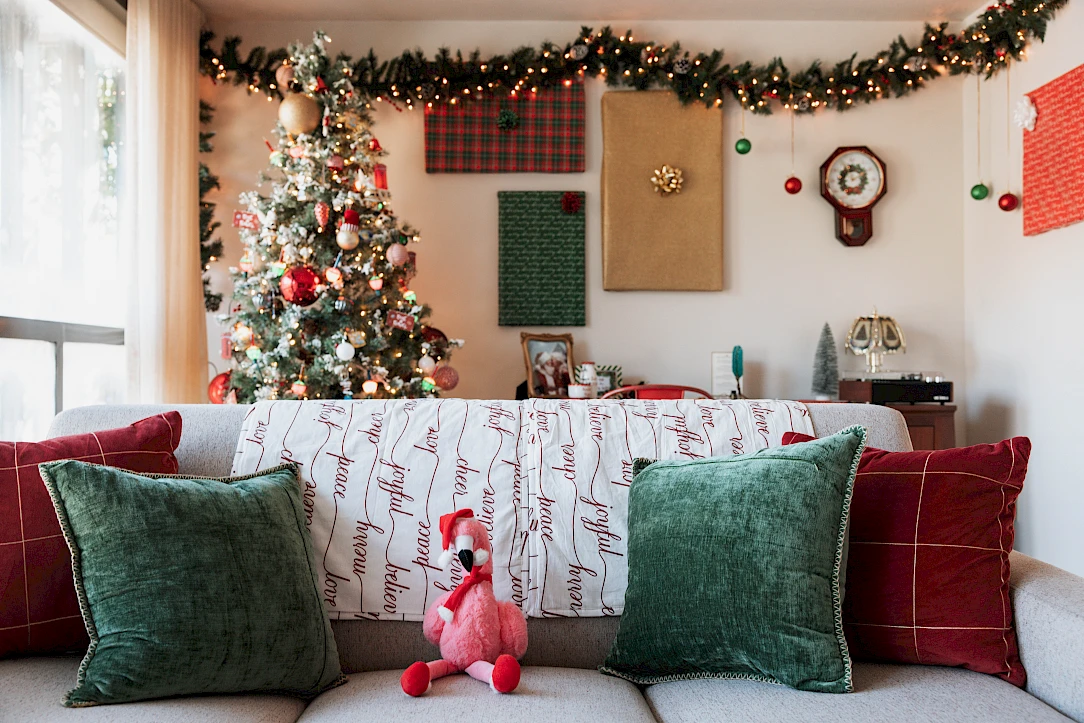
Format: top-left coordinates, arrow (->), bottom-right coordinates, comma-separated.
970,183 -> 990,200
735,137 -> 752,155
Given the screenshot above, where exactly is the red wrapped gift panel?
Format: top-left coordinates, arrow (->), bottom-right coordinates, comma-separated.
424,82 -> 585,173
1023,63 -> 1084,236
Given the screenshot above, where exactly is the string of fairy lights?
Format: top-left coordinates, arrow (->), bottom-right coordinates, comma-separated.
200,1 -> 1065,116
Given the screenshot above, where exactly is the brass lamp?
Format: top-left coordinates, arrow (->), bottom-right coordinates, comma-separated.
845,308 -> 905,374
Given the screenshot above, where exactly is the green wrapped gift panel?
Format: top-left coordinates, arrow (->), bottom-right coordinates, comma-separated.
498,191 -> 586,326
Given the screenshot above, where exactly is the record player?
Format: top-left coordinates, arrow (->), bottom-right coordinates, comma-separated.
838,372 -> 953,405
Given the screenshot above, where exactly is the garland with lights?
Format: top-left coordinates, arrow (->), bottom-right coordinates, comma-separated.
200,1 -> 1065,115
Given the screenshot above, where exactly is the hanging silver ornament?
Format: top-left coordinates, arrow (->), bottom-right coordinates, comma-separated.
569,44 -> 589,61
420,83 -> 437,100
673,57 -> 692,75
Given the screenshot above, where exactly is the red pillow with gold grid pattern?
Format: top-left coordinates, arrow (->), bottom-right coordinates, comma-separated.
0,412 -> 181,657
782,432 -> 1029,687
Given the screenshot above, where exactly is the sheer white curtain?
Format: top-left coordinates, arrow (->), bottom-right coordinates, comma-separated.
124,0 -> 207,403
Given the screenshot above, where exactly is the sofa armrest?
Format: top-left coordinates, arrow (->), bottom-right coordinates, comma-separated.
1010,550 -> 1084,720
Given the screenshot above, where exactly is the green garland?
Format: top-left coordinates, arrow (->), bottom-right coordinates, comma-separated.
199,100 -> 224,312
200,1 -> 1065,115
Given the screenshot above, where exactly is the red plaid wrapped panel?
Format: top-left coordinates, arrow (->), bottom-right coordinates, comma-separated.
425,82 -> 585,173
0,413 -> 181,657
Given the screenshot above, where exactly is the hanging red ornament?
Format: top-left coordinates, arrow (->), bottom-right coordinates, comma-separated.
314,76 -> 328,93
386,243 -> 410,267
433,365 -> 459,391
784,176 -> 803,194
208,371 -> 232,404
325,266 -> 343,284
314,201 -> 330,228
327,154 -> 345,171
998,192 -> 1020,212
239,252 -> 255,273
279,265 -> 321,306
288,144 -> 305,159
368,137 -> 382,152
373,163 -> 388,190
368,276 -> 384,291
291,380 -> 308,396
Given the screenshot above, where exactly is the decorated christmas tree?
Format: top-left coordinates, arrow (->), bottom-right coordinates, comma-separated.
218,33 -> 462,403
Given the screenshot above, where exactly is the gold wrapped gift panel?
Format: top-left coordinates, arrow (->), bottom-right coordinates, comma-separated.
601,91 -> 724,291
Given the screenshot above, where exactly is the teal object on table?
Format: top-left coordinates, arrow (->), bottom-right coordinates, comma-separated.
601,427 -> 867,693
38,461 -> 344,707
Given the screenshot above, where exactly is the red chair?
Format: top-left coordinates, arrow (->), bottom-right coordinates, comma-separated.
601,384 -> 714,400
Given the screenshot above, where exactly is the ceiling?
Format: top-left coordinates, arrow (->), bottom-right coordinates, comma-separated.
198,0 -> 981,23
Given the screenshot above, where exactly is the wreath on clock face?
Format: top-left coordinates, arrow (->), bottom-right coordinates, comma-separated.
837,163 -> 869,196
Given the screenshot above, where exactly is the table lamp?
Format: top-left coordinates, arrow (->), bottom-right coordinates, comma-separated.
845,308 -> 905,374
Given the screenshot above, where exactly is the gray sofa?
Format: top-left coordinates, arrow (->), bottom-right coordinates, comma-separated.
2,403 -> 1081,722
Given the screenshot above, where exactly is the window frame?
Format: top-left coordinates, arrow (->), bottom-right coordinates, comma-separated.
0,315 -> 123,414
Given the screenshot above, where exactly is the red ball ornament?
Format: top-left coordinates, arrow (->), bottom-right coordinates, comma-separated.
386,243 -> 410,267
784,176 -> 803,194
998,192 -> 1020,212
279,265 -> 321,306
433,365 -> 459,391
208,371 -> 231,404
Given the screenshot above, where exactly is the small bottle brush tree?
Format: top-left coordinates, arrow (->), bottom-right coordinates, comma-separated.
811,323 -> 839,400
220,33 -> 462,403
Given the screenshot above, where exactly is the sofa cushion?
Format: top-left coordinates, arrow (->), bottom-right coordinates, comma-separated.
645,662 -> 1071,722
784,433 -> 1029,686
295,668 -> 657,723
602,428 -> 866,692
39,461 -> 343,706
0,656 -> 305,723
1,411 -> 181,658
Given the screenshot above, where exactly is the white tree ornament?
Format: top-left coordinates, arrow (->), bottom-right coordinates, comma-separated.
1013,96 -> 1037,131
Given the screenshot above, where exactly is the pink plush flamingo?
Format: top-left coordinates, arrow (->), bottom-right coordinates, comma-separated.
400,509 -> 528,696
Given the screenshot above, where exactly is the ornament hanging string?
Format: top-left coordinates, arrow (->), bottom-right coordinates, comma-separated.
1005,68 -> 1011,189
790,96 -> 796,175
976,74 -> 982,182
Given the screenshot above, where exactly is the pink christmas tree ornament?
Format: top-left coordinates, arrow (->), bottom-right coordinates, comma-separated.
400,509 -> 528,696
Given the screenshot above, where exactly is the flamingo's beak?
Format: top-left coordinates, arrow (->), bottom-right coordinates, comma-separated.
458,548 -> 474,572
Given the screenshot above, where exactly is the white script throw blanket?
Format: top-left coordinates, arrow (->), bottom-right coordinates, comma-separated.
231,398 -> 813,620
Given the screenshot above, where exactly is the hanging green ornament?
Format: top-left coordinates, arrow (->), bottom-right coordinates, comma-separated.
970,183 -> 989,200
496,109 -> 520,131
735,137 -> 752,155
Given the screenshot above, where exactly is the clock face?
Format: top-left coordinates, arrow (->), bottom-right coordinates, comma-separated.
824,150 -> 884,209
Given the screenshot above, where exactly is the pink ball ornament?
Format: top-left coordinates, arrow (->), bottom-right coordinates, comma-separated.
275,63 -> 295,87
386,243 -> 410,267
327,155 -> 345,171
433,365 -> 459,391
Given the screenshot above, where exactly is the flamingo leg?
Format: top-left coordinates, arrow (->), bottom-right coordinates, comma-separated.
464,660 -> 494,684
427,659 -> 458,680
466,655 -> 521,693
401,658 -> 459,697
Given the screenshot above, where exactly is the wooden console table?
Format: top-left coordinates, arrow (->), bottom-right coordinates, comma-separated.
887,404 -> 956,450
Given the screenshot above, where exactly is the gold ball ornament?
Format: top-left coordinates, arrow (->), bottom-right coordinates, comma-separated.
651,164 -> 683,195
278,93 -> 322,136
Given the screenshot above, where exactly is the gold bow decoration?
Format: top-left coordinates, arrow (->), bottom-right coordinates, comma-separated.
651,164 -> 683,195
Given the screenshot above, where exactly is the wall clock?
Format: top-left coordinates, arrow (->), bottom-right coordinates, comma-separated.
820,146 -> 887,246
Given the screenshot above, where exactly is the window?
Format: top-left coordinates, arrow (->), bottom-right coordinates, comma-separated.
0,0 -> 126,440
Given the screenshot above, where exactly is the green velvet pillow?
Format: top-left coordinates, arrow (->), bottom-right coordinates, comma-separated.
38,460 -> 344,707
601,427 -> 866,693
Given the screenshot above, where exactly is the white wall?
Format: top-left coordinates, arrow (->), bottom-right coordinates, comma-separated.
962,3 -> 1084,575
203,20 -> 966,438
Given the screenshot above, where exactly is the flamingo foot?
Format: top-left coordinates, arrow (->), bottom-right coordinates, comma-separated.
492,655 -> 521,693
401,661 -> 430,697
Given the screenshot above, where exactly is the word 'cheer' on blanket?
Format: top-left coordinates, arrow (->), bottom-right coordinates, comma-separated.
231,398 -> 813,620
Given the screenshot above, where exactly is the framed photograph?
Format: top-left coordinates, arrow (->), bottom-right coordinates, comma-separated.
521,332 -> 575,398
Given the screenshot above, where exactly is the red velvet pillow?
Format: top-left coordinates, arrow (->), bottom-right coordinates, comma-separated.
782,431 -> 1029,686
0,412 -> 181,657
